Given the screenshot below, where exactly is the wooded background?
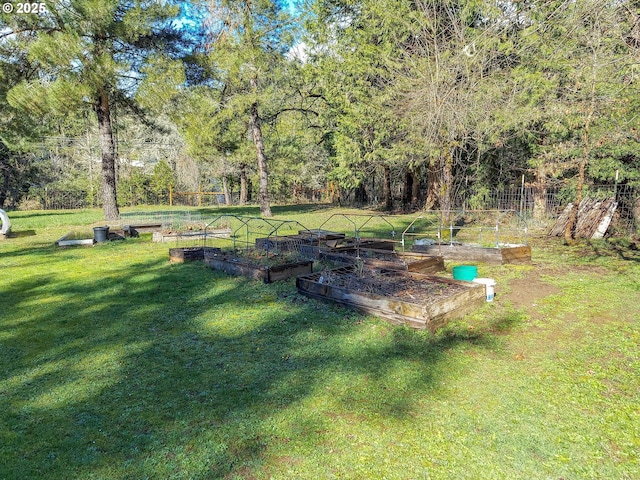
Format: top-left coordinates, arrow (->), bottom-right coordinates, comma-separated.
1,0 -> 639,235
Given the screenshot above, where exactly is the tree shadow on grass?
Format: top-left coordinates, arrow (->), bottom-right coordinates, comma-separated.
1,251 -> 505,479
5,229 -> 37,238
589,238 -> 640,263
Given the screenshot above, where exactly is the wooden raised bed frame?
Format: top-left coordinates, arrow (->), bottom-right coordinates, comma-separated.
169,246 -> 221,263
327,238 -> 396,251
319,247 -> 445,274
412,244 -> 531,264
56,232 -> 94,247
204,252 -> 313,283
296,266 -> 486,332
255,234 -> 316,252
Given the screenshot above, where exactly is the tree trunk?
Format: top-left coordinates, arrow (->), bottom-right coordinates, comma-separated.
355,182 -> 368,204
402,169 -> 413,208
411,168 -> 420,208
564,98 -> 594,244
424,161 -> 439,210
440,151 -> 453,223
0,152 -> 10,209
329,181 -> 340,205
533,164 -> 547,222
222,176 -> 231,205
94,89 -> 119,221
292,182 -> 302,203
249,78 -> 272,217
382,164 -> 393,211
239,163 -> 247,205
564,158 -> 587,243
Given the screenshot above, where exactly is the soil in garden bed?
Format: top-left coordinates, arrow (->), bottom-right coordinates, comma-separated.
314,267 -> 467,304
210,249 -> 309,268
205,249 -> 313,283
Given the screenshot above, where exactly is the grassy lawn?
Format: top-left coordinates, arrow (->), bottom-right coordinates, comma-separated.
1,206 -> 639,479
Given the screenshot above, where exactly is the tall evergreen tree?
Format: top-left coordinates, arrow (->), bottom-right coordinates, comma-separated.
305,0 -> 420,210
514,0 -> 640,241
200,0 -> 297,217
0,35 -> 49,208
2,0 -> 180,219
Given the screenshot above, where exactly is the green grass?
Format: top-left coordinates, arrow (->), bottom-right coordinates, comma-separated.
1,207 -> 639,479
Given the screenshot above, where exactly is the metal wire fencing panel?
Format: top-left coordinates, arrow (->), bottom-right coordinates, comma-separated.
459,184 -> 639,235
28,181 -> 640,235
201,215 -> 314,266
37,190 -> 90,210
401,209 -> 528,249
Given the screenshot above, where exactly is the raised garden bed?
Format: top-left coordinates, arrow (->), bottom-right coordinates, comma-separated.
298,229 -> 346,243
296,265 -> 486,331
169,246 -> 221,263
204,250 -> 313,283
327,238 -> 396,251
255,234 -> 316,252
298,236 -> 396,258
55,228 -> 125,246
318,248 -> 445,274
153,228 -> 231,243
412,243 -> 531,264
56,231 -> 95,247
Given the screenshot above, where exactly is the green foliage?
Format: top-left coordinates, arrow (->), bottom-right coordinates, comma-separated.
2,0 -> 182,218
515,0 -> 640,186
4,1 -> 178,117
118,168 -> 150,206
136,55 -> 187,113
150,160 -> 176,200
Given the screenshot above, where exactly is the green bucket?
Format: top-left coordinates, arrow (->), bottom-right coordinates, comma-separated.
452,265 -> 478,281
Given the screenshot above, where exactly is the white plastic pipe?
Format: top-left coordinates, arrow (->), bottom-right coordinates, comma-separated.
0,209 -> 10,235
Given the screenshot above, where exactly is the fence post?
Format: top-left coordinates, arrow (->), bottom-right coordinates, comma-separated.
169,184 -> 173,207
519,175 -> 525,218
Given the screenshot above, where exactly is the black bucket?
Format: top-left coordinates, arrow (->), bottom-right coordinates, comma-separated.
93,226 -> 110,243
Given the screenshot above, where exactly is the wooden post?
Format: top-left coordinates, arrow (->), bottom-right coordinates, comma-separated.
198,185 -> 202,207
169,184 -> 173,207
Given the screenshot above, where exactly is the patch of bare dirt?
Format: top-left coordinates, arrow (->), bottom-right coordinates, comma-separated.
501,271 -> 560,312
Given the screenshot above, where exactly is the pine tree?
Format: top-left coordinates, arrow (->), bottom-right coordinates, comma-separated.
200,0 -> 297,217
2,0 -> 180,219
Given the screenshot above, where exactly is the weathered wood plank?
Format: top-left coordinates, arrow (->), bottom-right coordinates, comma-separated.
500,245 -> 532,264
169,246 -> 222,263
56,232 -> 94,246
266,261 -> 313,282
318,249 -> 445,274
204,254 -> 312,283
57,238 -> 95,247
550,197 -> 618,239
412,244 -> 531,264
298,229 -> 346,241
330,239 -> 397,251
